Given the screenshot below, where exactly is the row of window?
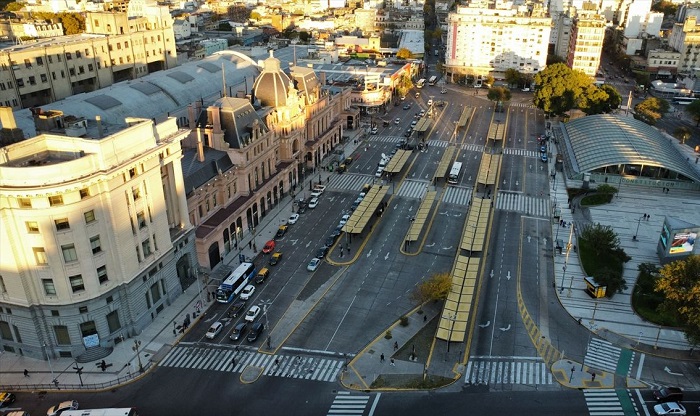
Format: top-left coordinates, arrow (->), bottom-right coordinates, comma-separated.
17,188 -> 90,209
0,310 -> 121,347
41,264 -> 108,296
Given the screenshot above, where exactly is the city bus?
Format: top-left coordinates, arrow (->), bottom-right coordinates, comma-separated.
216,262 -> 256,303
62,409 -> 139,416
428,76 -> 438,86
416,78 -> 426,89
672,96 -> 698,105
447,161 -> 463,185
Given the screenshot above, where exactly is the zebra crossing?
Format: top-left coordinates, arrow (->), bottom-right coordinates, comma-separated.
326,391 -> 371,416
583,389 -> 628,416
442,186 -> 472,206
369,135 -> 406,143
503,148 -> 541,159
464,357 -> 553,386
369,135 -> 484,153
328,173 -> 374,192
509,102 -> 537,109
584,338 -> 623,374
495,191 -> 550,218
159,345 -> 345,382
396,179 -> 430,199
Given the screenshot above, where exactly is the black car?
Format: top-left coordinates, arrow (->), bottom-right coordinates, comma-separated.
316,247 -> 329,258
247,322 -> 265,342
324,236 -> 336,247
403,104 -> 411,110
229,301 -> 246,318
653,387 -> 683,403
229,322 -> 248,341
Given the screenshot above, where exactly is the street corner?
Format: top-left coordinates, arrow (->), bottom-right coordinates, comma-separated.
239,365 -> 264,384
339,363 -> 371,391
626,377 -> 648,389
551,359 -> 613,389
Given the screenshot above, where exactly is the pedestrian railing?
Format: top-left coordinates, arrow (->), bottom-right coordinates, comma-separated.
0,362 -> 153,391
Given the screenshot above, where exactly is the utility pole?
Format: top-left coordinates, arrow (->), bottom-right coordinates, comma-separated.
73,363 -> 84,386
132,339 -> 143,373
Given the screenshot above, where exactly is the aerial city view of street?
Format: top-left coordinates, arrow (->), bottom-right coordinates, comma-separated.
2,0 -> 700,414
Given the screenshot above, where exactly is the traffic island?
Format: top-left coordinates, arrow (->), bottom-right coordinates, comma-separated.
240,365 -> 264,384
551,359 -> 613,389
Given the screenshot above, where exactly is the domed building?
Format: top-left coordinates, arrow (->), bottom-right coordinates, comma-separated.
184,51 -> 355,269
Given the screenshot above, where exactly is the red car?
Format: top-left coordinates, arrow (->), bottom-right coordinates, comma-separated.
262,240 -> 275,254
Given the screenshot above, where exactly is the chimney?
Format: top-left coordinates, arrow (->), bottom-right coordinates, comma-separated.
0,107 -> 17,129
96,115 -> 103,138
210,106 -> 222,135
196,131 -> 205,162
320,71 -> 327,85
187,104 -> 196,129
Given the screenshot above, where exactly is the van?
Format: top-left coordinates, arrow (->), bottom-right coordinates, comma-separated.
255,267 -> 269,284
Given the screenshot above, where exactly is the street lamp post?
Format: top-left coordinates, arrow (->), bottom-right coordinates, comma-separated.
132,339 -> 143,373
633,215 -> 643,240
559,224 -> 574,294
447,314 -> 457,352
44,343 -> 55,383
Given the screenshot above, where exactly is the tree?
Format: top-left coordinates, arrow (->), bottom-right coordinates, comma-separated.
585,84 -> 622,114
533,63 -> 595,115
580,223 -> 620,258
396,48 -> 412,60
412,272 -> 452,305
504,69 -> 520,87
633,97 -> 669,125
685,99 -> 700,126
218,21 -> 232,31
655,255 -> 700,346
596,266 -> 627,298
3,1 -> 24,11
486,86 -> 511,103
299,31 -> 311,43
673,126 -> 691,144
596,184 -> 617,195
396,74 -> 413,99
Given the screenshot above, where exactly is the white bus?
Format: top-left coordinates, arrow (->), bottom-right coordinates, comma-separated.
428,76 -> 438,86
672,96 -> 697,105
416,78 -> 426,89
447,161 -> 463,185
62,409 -> 139,416
216,262 -> 256,303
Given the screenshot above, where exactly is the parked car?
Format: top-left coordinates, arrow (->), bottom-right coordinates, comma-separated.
269,252 -> 283,266
654,387 -> 684,403
288,213 -> 300,225
308,197 -> 319,209
541,153 -> 548,163
239,284 -> 255,300
46,400 -> 79,416
229,322 -> 248,341
339,214 -> 351,227
310,189 -> 322,198
245,305 -> 261,322
262,240 -> 276,254
325,236 -> 337,247
653,402 -> 686,416
316,247 -> 329,258
205,321 -> 223,339
0,392 -> 16,407
247,322 -> 265,342
255,268 -> 270,284
307,258 -> 321,271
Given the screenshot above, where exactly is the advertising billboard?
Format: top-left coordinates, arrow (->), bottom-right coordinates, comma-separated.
669,231 -> 697,254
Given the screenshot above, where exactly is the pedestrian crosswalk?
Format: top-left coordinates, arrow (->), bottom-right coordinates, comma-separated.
369,136 -> 484,153
464,357 -> 553,386
370,135 -> 405,143
495,191 -> 550,218
584,338 -> 623,374
442,186 -> 472,206
326,391 -> 371,416
503,148 -> 541,159
583,389 -> 627,416
396,179 -> 430,199
509,103 -> 537,109
160,345 -> 346,382
328,173 -> 375,192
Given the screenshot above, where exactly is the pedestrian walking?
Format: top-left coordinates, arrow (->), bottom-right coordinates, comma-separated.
591,372 -> 596,382
424,315 -> 427,322
394,341 -> 398,351
380,353 -> 385,363
23,369 -> 29,377
390,358 -> 395,366
647,214 -> 651,221
231,357 -> 236,367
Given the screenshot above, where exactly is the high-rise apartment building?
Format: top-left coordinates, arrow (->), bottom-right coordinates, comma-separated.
566,14 -> 606,77
0,109 -> 194,361
669,16 -> 700,75
444,5 -> 551,79
0,11 -> 177,110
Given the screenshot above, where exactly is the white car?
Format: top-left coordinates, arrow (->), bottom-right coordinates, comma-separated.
307,258 -> 321,271
427,99 -> 433,106
288,213 -> 300,224
371,127 -> 378,134
205,321 -> 223,339
394,118 -> 401,125
47,400 -> 79,416
653,402 -> 686,416
310,190 -> 322,198
239,284 -> 255,300
245,305 -> 261,322
339,214 -> 351,227
375,167 -> 384,178
314,185 -> 327,193
308,197 -> 319,209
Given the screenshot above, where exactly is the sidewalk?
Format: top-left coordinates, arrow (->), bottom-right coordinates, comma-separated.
548,137 -> 699,362
0,130 -> 366,392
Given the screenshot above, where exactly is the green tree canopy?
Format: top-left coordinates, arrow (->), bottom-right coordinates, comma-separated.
486,86 -> 511,103
504,68 -> 521,87
655,255 -> 700,345
396,48 -> 412,59
396,74 -> 413,98
584,84 -> 622,114
633,97 -> 669,125
533,63 -> 596,115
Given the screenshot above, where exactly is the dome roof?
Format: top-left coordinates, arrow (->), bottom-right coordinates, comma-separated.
252,50 -> 291,107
